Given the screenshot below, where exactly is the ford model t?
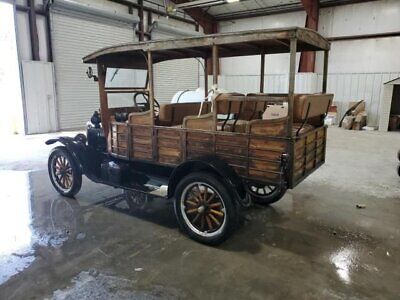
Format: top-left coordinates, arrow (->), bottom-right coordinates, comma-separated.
46,27 -> 333,245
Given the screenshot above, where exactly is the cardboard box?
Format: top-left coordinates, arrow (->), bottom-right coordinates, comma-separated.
262,104 -> 288,120
342,116 -> 355,130
348,101 -> 365,116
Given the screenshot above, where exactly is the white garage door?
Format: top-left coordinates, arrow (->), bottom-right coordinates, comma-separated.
50,6 -> 137,130
152,30 -> 200,104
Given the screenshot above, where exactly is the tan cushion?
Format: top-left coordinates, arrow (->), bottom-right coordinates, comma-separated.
158,102 -> 211,126
183,112 -> 214,131
293,94 -> 333,122
218,119 -> 249,133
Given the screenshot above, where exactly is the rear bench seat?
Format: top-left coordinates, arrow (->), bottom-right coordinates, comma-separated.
181,92 -> 334,136
157,102 -> 211,126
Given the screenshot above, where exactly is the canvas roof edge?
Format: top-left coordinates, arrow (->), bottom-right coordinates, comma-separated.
83,27 -> 330,68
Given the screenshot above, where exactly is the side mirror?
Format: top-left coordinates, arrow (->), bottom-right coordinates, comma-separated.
86,67 -> 98,82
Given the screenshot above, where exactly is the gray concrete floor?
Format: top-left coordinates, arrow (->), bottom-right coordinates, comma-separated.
0,127 -> 399,299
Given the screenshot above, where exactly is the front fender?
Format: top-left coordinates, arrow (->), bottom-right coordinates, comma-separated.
46,136 -> 87,172
168,155 -> 246,202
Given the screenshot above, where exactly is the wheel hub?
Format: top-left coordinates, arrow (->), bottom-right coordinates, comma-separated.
181,182 -> 226,237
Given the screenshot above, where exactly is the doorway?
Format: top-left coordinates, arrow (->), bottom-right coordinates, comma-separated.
389,85 -> 400,131
0,1 -> 24,135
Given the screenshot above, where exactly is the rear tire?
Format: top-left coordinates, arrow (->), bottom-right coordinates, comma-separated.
48,146 -> 82,197
247,183 -> 287,206
174,172 -> 238,245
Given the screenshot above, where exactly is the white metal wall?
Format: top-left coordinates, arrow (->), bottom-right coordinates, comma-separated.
152,29 -> 200,103
50,9 -> 136,130
21,61 -> 58,134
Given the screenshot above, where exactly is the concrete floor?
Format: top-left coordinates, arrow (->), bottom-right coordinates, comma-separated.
0,127 -> 399,299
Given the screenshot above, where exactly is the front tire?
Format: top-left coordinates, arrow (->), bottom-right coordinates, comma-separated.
174,172 -> 238,245
48,146 -> 82,197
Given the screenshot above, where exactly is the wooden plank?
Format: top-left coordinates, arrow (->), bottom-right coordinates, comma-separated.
157,129 -> 181,139
158,139 -> 180,148
219,155 -> 247,168
133,137 -> 152,145
132,126 -> 152,136
249,121 -> 286,136
134,151 -> 152,160
249,159 -> 280,172
133,143 -> 152,153
158,155 -> 181,165
249,149 -> 282,161
187,131 -> 213,142
248,169 -> 281,181
250,138 -> 286,152
216,144 -> 247,156
216,134 -> 248,146
187,142 -> 214,154
158,147 -> 180,158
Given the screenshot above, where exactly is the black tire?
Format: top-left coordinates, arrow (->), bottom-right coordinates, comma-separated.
124,190 -> 149,213
247,183 -> 287,206
398,150 -> 400,162
174,172 -> 238,245
48,146 -> 82,197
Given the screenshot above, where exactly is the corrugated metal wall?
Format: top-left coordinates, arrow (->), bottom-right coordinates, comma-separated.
152,30 -> 200,103
50,9 -> 136,130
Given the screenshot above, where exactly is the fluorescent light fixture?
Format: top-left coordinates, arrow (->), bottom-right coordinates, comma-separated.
226,0 -> 240,3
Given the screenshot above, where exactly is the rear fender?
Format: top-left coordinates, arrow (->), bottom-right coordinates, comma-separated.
168,155 -> 246,203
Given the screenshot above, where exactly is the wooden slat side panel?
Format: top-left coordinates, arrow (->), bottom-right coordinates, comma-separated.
131,124 -> 153,161
249,159 -> 280,172
186,131 -> 214,159
248,169 -> 281,182
249,149 -> 282,161
187,131 -> 213,142
250,138 -> 286,152
292,126 -> 328,186
216,143 -> 248,157
249,120 -> 286,136
111,123 -> 129,158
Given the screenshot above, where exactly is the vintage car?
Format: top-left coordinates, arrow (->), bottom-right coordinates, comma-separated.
46,27 -> 333,245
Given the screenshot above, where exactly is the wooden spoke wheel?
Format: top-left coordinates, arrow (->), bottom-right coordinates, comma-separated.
174,172 -> 237,245
247,182 -> 287,206
48,147 -> 82,197
124,190 -> 148,213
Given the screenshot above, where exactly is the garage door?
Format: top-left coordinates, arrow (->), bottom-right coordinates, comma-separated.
50,3 -> 137,130
152,29 -> 200,104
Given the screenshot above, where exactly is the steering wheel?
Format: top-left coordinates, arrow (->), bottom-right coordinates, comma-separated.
133,92 -> 160,116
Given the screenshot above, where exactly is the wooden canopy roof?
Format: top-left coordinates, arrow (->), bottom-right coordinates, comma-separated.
83,27 -> 330,69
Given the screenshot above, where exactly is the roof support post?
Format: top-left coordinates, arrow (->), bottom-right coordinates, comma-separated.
204,58 -> 208,98
147,51 -> 154,126
322,50 -> 329,93
27,0 -> 40,60
260,52 -> 265,93
299,0 -> 319,72
97,63 -> 110,139
212,45 -> 218,86
288,38 -> 297,138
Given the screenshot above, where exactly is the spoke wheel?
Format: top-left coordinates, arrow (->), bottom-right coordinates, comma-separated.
124,190 -> 148,213
247,182 -> 287,206
181,182 -> 226,237
48,147 -> 82,197
174,172 -> 237,245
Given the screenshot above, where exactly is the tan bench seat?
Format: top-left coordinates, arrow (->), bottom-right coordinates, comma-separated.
157,102 -> 211,126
